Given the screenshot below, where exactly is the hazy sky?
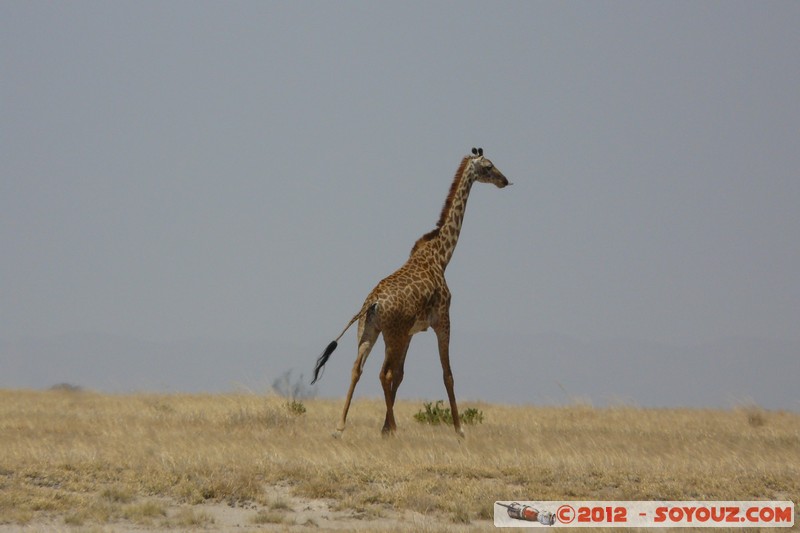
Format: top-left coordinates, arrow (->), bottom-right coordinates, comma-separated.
2,3 -> 798,407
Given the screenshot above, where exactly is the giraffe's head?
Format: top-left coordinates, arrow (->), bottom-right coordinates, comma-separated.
469,147 -> 511,188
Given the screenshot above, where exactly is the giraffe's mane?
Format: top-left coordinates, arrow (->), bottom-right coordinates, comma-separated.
410,156 -> 471,256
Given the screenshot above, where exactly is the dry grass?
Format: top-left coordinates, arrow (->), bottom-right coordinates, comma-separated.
0,389 -> 798,529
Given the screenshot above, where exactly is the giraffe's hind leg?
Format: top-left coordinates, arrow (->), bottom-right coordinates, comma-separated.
380,333 -> 411,435
334,314 -> 379,437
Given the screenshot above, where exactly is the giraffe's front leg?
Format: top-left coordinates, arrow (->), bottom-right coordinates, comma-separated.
433,312 -> 464,438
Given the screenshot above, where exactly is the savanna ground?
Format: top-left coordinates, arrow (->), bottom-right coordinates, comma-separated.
0,389 -> 798,532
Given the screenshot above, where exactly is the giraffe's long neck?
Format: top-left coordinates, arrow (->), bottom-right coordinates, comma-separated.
431,158 -> 476,270
435,170 -> 474,269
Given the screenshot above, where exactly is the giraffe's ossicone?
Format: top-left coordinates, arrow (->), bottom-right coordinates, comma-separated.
312,147 -> 511,437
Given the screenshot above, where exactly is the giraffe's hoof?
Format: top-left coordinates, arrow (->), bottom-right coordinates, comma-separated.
456,428 -> 466,439
332,429 -> 343,439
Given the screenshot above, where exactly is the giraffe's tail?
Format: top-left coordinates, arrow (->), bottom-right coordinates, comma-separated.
311,340 -> 339,385
311,303 -> 375,385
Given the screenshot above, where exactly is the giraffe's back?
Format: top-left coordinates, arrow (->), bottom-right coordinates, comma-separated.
366,255 -> 445,336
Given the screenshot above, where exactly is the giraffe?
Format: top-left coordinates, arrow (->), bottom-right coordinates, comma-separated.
311,147 -> 511,437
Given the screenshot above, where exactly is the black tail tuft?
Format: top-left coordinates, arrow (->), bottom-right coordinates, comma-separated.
311,340 -> 338,384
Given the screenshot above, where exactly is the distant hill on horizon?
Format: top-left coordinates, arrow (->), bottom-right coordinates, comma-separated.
2,332 -> 798,411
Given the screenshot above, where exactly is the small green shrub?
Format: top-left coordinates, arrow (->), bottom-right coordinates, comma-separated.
461,407 -> 484,425
413,401 -> 483,426
414,400 -> 450,424
286,400 -> 306,415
